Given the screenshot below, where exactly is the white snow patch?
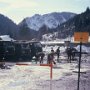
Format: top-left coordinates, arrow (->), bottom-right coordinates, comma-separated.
0,35 -> 15,41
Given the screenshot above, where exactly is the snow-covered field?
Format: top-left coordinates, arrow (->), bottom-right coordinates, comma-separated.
0,45 -> 90,90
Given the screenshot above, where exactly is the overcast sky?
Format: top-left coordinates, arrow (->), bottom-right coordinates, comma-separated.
0,0 -> 90,24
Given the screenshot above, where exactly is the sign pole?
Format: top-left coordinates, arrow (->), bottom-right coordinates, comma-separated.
77,41 -> 82,90
50,63 -> 53,90
74,32 -> 89,90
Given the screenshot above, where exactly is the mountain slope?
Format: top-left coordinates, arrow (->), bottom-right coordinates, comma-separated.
19,12 -> 76,31
41,8 -> 90,41
0,14 -> 19,39
57,7 -> 90,39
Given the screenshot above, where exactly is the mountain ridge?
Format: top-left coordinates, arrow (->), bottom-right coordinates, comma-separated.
0,14 -> 19,39
42,8 -> 90,41
19,12 -> 76,31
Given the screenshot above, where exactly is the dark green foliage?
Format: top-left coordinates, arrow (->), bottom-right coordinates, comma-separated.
19,24 -> 30,40
19,20 -> 37,40
37,24 -> 48,40
75,7 -> 90,32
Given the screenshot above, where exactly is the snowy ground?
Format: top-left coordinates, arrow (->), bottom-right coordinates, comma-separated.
0,45 -> 90,90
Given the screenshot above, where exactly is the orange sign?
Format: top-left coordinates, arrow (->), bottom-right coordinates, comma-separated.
74,32 -> 89,43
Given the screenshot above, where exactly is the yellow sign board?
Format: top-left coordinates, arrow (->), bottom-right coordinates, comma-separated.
74,32 -> 89,43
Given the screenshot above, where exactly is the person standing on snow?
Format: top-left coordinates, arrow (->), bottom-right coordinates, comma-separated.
47,49 -> 56,65
66,47 -> 72,63
56,47 -> 60,62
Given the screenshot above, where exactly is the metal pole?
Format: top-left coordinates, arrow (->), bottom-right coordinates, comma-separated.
77,42 -> 82,90
50,63 -> 53,90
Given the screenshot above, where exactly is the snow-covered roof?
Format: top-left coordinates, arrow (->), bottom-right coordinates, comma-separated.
0,35 -> 15,41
